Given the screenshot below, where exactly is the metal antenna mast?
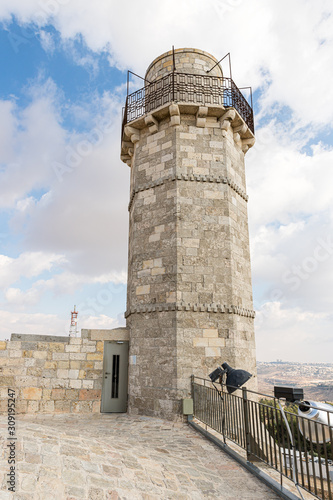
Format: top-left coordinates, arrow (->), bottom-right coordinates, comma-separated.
69,305 -> 79,338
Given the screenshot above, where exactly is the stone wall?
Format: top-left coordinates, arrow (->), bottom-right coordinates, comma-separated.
145,47 -> 223,81
0,328 -> 128,414
125,111 -> 257,418
122,48 -> 257,419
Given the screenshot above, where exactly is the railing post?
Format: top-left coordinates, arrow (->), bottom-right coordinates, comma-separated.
121,98 -> 128,141
242,387 -> 252,461
191,374 -> 195,417
172,70 -> 175,102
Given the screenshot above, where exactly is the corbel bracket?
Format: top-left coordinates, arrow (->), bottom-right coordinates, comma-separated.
196,106 -> 208,128
144,114 -> 159,134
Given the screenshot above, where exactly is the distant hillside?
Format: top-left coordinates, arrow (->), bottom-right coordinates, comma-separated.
257,361 -> 333,403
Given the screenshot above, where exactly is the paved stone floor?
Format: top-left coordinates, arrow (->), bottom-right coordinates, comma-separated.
0,413 -> 281,499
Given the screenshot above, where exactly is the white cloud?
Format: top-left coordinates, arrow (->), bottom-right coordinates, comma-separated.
0,310 -> 67,340
0,251 -> 66,288
5,286 -> 40,307
0,100 -> 17,163
29,270 -> 127,298
247,124 -> 333,228
77,313 -> 122,331
0,308 -> 123,340
21,96 -> 130,275
1,259 -> 126,311
253,2 -> 333,126
255,301 -> 333,363
0,69 -> 129,342
2,1 -> 333,126
0,82 -> 67,209
247,118 -> 333,317
38,28 -> 55,53
0,77 -> 129,276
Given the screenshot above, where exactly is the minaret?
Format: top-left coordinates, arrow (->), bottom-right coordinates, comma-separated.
121,48 -> 257,419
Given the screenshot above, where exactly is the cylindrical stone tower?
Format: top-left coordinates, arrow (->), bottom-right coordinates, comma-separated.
121,48 -> 257,419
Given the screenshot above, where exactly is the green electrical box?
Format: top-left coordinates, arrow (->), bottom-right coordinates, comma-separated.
182,398 -> 193,415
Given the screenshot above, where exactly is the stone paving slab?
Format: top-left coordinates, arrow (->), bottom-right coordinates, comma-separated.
0,413 -> 280,499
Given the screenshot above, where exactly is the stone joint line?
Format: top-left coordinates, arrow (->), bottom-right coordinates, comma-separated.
128,173 -> 248,211
125,302 -> 256,318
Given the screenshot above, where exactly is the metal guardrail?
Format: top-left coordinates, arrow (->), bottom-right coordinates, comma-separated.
192,376 -> 333,500
122,72 -> 254,134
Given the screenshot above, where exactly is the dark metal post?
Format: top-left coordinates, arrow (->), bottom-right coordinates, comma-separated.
242,387 -> 252,461
172,71 -> 175,102
172,45 -> 175,102
206,52 -> 232,80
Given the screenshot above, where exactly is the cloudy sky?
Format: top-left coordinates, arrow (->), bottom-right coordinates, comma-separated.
0,0 -> 333,363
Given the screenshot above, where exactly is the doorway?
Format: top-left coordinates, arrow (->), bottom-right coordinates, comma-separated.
101,341 -> 129,412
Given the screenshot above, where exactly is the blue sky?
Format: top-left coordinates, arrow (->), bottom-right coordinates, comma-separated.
0,0 -> 333,362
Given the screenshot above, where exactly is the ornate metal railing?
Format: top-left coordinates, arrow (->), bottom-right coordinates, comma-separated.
122,72 -> 254,134
192,376 -> 333,500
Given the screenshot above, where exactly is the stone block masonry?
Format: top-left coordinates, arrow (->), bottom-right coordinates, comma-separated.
122,48 -> 258,420
0,330 -> 124,414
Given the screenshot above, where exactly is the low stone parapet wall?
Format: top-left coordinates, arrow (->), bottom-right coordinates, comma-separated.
0,332 -> 104,413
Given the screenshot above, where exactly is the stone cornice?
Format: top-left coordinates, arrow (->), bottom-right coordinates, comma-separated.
121,103 -> 255,166
128,172 -> 248,211
125,302 -> 255,318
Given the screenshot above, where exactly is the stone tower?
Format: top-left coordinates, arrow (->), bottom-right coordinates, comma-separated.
121,48 -> 257,419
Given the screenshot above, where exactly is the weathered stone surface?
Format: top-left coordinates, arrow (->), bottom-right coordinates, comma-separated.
68,369 -> 79,379
65,389 -> 79,400
11,333 -> 69,342
57,360 -> 69,369
69,379 -> 82,389
48,342 -> 65,352
44,361 -> 57,369
123,48 -> 257,419
27,400 -> 39,412
84,327 -> 129,342
51,388 -> 66,400
86,353 -> 103,361
82,380 -> 94,389
79,389 -> 101,401
7,340 -> 21,349
0,333 -> 106,414
52,352 -> 70,360
69,353 -> 86,361
22,387 -> 42,400
0,413 -> 280,499
39,400 -> 55,412
56,369 -> 69,379
92,401 -> 101,413
54,400 -> 71,412
65,344 -> 81,353
96,341 -> 104,352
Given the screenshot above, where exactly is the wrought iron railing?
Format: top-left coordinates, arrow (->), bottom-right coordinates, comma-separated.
122,72 -> 254,134
192,376 -> 333,500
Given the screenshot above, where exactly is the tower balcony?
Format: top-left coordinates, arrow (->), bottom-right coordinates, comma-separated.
121,71 -> 254,163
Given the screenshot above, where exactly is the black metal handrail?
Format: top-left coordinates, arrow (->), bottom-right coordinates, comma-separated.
192,376 -> 333,500
122,72 -> 254,134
